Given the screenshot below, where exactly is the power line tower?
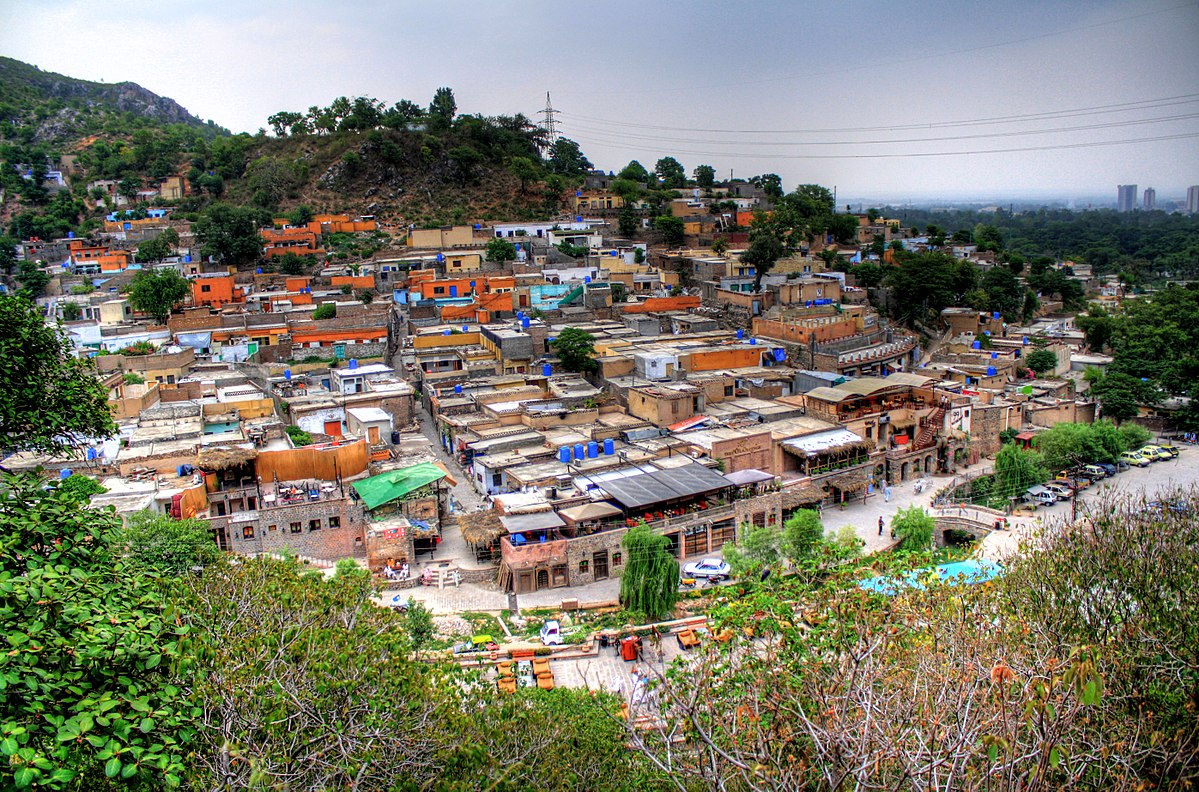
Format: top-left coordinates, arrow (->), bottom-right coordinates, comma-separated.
539,92 -> 560,149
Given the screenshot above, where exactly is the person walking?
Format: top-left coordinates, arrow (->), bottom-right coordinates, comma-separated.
878,516 -> 885,536
884,484 -> 892,503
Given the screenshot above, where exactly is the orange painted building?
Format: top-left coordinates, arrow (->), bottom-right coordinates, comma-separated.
410,275 -> 514,301
285,277 -> 312,292
191,274 -> 244,307
98,251 -> 134,272
685,346 -> 766,372
440,290 -> 515,323
290,326 -> 387,348
261,227 -> 320,258
69,240 -> 109,262
620,295 -> 701,314
331,275 -> 375,290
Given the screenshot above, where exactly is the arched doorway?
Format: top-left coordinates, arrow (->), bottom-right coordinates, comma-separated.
536,569 -> 549,590
900,461 -> 910,481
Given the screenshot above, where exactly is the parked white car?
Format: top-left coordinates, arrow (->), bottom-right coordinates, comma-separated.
683,558 -> 732,580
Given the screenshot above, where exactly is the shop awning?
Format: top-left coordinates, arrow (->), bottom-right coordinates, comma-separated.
781,429 -> 865,456
558,502 -> 624,522
599,461 -> 731,511
500,511 -> 566,533
353,463 -> 448,510
723,468 -> 775,486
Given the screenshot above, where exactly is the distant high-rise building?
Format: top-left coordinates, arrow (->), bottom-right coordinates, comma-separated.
1188,185 -> 1199,215
1142,187 -> 1155,211
1117,184 -> 1137,212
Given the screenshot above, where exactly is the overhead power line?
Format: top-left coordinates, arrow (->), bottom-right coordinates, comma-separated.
558,93 -> 1199,135
567,131 -> 1199,161
563,111 -> 1199,148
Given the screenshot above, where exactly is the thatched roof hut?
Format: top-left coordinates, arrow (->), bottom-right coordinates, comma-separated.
458,509 -> 506,547
197,445 -> 258,472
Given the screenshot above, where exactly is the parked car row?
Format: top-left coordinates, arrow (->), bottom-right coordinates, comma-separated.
1024,444 -> 1178,507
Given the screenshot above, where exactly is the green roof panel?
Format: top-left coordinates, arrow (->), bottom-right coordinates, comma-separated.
353,462 -> 448,510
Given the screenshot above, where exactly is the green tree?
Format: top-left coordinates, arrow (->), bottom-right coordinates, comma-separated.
547,138 -> 592,177
15,260 -> 49,297
991,444 -> 1046,503
1025,348 -> 1058,376
428,86 -> 457,128
609,178 -> 642,204
312,302 -> 336,320
59,301 -> 82,321
268,110 -> 304,137
405,600 -> 434,653
781,509 -> 825,562
549,327 -> 597,374
618,523 -> 679,621
891,505 -> 934,552
508,155 -> 540,192
1076,305 -> 1114,352
0,234 -> 19,276
723,522 -> 780,577
127,268 -> 190,324
979,265 -> 1024,320
117,510 -> 220,575
285,425 -> 313,446
618,205 -> 640,237
750,173 -> 783,199
277,251 -> 314,276
1090,371 -> 1150,424
485,237 -> 517,263
851,262 -> 885,288
136,227 -> 178,263
0,295 -> 115,458
618,161 -> 650,183
741,230 -> 786,292
55,472 -> 107,502
653,214 -> 685,247
285,204 -> 314,226
654,156 -> 686,188
694,164 -> 716,187
0,473 -> 191,789
711,237 -> 728,255
194,203 -> 262,267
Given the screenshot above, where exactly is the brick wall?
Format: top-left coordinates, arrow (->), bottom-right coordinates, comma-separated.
223,497 -> 367,561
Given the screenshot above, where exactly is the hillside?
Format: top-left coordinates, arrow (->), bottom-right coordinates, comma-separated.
0,56 -> 224,144
2,59 -> 581,236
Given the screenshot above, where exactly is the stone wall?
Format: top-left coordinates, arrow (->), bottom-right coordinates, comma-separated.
218,497 -> 367,561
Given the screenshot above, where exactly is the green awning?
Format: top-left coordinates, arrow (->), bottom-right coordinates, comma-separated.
353,463 -> 447,510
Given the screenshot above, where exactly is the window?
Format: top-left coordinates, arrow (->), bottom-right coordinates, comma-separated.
578,559 -> 589,574
328,516 -> 340,529
268,524 -> 277,532
166,375 -> 176,384
309,519 -> 322,532
201,284 -> 211,293
724,385 -> 734,397
242,525 -> 255,540
866,426 -> 873,439
290,522 -> 302,534
613,552 -> 622,566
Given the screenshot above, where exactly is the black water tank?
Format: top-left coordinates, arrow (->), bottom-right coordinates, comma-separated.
391,431 -> 400,444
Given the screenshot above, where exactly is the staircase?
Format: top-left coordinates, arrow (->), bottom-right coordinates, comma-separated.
912,406 -> 945,450
557,284 -> 584,308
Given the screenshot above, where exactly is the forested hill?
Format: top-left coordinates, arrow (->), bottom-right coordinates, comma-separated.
0,57 -> 224,142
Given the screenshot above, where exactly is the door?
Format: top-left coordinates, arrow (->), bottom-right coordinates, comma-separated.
593,551 -> 609,580
324,420 -> 343,438
536,569 -> 549,590
368,426 -> 380,444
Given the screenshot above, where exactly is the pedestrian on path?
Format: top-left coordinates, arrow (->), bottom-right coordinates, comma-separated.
884,484 -> 891,503
878,516 -> 884,536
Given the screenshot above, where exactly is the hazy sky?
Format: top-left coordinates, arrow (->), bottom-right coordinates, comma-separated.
3,0 -> 1197,201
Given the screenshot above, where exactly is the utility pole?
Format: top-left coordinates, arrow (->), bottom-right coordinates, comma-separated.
539,92 -> 560,149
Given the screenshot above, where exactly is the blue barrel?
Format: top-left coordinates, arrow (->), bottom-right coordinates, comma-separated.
749,338 -> 756,345
603,438 -> 615,455
987,366 -> 997,376
348,359 -> 358,369
736,329 -> 744,339
584,276 -> 591,284
284,369 -> 292,380
444,329 -> 451,336
587,441 -> 598,458
574,443 -> 585,461
462,326 -> 469,333
1023,336 -> 1029,345
991,352 -> 998,359
542,363 -> 552,377
454,384 -> 463,394
559,446 -> 571,464
470,281 -> 477,290
972,341 -> 981,349
60,469 -> 72,479
521,316 -> 530,329
993,312 -> 1000,319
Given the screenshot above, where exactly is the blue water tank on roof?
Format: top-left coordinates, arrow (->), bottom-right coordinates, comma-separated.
574,443 -> 585,461
60,469 -> 72,480
559,446 -> 571,464
462,326 -> 469,333
444,329 -> 452,336
736,329 -> 744,339
584,276 -> 592,284
349,359 -> 358,369
284,369 -> 292,380
972,340 -> 982,349
521,316 -> 530,329
603,438 -> 614,455
991,352 -> 998,359
749,338 -> 757,345
987,366 -> 997,376
454,384 -> 463,394
587,441 -> 598,458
